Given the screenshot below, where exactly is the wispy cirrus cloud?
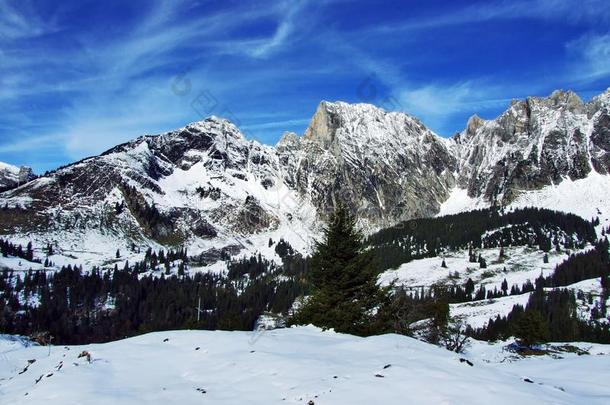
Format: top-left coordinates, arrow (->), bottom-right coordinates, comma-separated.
1,0 -> 609,171
249,0 -> 311,58
0,1 -> 58,40
397,82 -> 515,134
369,0 -> 610,34
201,0 -> 317,59
0,0 -> 330,167
566,33 -> 610,83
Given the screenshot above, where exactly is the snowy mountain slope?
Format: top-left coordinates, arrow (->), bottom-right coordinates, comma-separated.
568,277 -> 610,325
0,88 -> 609,268
439,89 -> 610,230
0,162 -> 35,192
278,101 -> 456,231
0,162 -> 20,187
449,276 -> 610,330
0,118 -> 318,269
448,88 -> 610,207
378,243 -> 609,329
450,293 -> 533,328
1,327 -> 609,405
378,245 -> 581,294
440,170 -> 610,235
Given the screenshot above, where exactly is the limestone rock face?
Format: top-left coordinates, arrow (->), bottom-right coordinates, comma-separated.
590,110 -> 610,174
449,88 -> 610,204
465,115 -> 484,137
0,162 -> 35,192
277,101 -> 457,231
0,88 -> 608,260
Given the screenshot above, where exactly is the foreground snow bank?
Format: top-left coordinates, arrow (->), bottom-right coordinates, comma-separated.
1,327 -> 609,404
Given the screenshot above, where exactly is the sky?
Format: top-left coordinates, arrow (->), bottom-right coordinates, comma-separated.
0,0 -> 609,172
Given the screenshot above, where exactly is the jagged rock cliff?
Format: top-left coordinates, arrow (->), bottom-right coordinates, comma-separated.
0,88 -> 608,262
450,89 -> 610,204
277,101 -> 456,231
0,162 -> 35,192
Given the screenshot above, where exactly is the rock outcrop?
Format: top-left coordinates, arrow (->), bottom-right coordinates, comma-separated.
0,88 -> 608,260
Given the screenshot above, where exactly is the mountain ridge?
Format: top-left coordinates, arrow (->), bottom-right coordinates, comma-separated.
0,161 -> 36,192
0,87 -> 609,267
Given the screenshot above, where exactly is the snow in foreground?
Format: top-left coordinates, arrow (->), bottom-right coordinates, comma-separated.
1,328 -> 609,404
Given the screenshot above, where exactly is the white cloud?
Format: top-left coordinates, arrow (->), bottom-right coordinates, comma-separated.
58,79 -> 204,158
372,0 -> 610,34
398,82 -> 511,134
0,1 -> 58,40
249,1 -> 310,58
566,33 -> 610,82
0,0 -> 324,164
202,0 -> 313,59
0,2 -> 37,39
241,118 -> 310,131
0,133 -> 64,154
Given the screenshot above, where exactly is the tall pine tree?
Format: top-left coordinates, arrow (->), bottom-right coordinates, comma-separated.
291,204 -> 387,335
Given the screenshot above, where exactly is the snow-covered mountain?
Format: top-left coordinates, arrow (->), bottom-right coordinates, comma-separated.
277,101 -> 456,231
450,89 -> 610,205
0,88 -> 609,266
0,117 -> 316,268
2,327 -> 609,405
0,162 -> 35,192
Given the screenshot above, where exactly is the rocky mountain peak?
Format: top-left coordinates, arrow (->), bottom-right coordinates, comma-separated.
500,90 -> 586,121
183,116 -> 246,143
517,89 -> 584,116
0,88 -> 608,263
276,131 -> 301,150
302,101 -> 343,148
548,89 -> 583,108
586,87 -> 610,116
278,99 -> 457,231
465,114 -> 485,137
0,162 -> 36,192
597,87 -> 610,103
302,100 -> 436,153
452,88 -> 610,204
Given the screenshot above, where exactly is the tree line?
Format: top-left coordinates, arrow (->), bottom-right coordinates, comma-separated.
0,245 -> 308,344
289,205 -> 610,348
366,207 -> 597,270
469,287 -> 610,345
1,205 -> 607,348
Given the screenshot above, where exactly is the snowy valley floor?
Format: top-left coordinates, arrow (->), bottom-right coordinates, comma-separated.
1,327 -> 609,404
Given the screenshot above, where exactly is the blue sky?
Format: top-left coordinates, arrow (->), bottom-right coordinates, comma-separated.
0,0 -> 609,172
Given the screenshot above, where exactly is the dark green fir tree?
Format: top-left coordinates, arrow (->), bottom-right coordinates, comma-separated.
290,203 -> 387,335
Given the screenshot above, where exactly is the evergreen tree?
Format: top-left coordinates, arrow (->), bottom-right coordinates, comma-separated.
426,288 -> 450,344
25,242 -> 34,261
501,278 -> 508,296
464,278 -> 475,297
513,310 -> 550,347
290,204 -> 387,335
